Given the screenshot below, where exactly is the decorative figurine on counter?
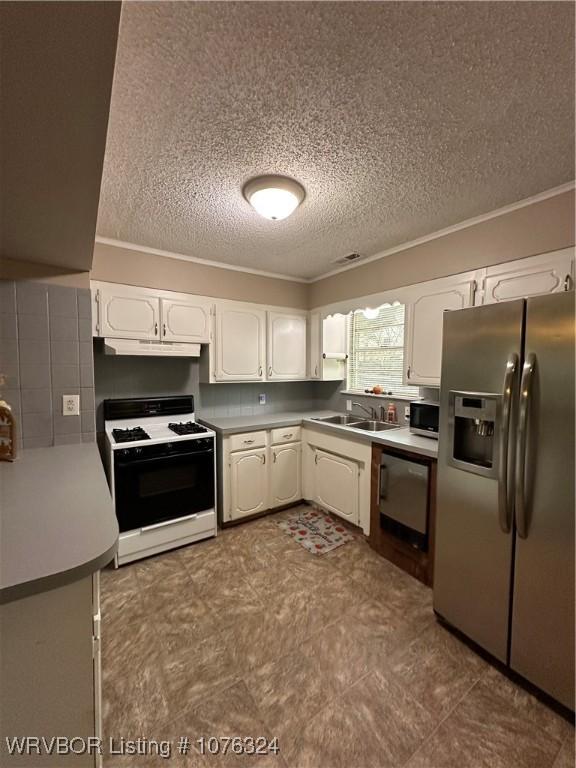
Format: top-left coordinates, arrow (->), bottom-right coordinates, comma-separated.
386,402 -> 398,424
0,374 -> 17,461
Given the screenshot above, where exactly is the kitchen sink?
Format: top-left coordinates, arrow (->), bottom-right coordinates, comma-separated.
315,414 -> 364,425
349,420 -> 400,432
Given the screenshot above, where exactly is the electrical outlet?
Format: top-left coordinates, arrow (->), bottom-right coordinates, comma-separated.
258,393 -> 266,406
404,405 -> 410,419
62,395 -> 80,416
346,399 -> 352,411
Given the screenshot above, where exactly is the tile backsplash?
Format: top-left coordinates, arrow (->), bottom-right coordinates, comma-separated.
0,280 -> 95,449
94,346 -> 342,431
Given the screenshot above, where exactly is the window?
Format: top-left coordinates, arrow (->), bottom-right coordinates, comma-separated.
347,304 -> 419,397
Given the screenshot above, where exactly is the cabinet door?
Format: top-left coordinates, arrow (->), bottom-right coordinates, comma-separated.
230,448 -> 268,519
314,449 -> 359,524
98,285 -> 160,340
215,304 -> 266,380
267,312 -> 307,380
308,312 -> 321,378
270,443 -> 302,507
404,281 -> 474,386
308,313 -> 347,381
482,250 -> 574,305
161,297 -> 212,343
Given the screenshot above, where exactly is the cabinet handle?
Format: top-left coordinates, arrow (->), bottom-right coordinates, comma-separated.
564,274 -> 573,291
315,365 -> 318,377
154,322 -> 158,336
315,453 -> 318,464
243,439 -> 255,444
258,366 -> 263,376
406,366 -> 411,379
283,433 -> 293,439
261,454 -> 266,465
268,366 -> 273,376
273,451 -> 276,463
162,322 -> 166,336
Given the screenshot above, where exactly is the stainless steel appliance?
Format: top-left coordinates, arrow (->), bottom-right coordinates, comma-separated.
409,400 -> 440,439
434,291 -> 574,710
104,395 -> 217,566
379,452 -> 429,551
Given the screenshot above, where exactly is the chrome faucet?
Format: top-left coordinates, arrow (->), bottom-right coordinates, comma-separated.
351,402 -> 377,420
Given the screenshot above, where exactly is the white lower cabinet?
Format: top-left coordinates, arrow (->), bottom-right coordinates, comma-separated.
270,443 -> 302,508
230,447 -> 269,519
313,449 -> 359,524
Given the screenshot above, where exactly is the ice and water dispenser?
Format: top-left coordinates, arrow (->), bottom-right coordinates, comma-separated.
447,392 -> 500,478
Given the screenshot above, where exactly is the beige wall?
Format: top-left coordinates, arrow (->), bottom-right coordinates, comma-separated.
90,242 -> 309,309
309,190 -> 576,308
0,256 -> 90,288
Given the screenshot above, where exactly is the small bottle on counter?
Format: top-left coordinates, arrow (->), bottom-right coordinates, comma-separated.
0,374 -> 17,461
386,403 -> 397,424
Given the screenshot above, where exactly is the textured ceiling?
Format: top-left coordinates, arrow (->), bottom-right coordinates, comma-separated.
97,1 -> 575,280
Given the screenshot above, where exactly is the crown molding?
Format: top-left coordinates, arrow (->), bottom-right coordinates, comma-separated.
93,236 -> 310,284
95,181 -> 575,285
309,180 -> 576,283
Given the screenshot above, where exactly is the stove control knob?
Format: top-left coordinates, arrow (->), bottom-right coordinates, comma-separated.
122,449 -> 130,457
135,447 -> 142,455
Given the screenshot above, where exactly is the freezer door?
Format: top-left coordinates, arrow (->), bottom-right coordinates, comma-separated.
434,299 -> 524,662
510,291 -> 575,709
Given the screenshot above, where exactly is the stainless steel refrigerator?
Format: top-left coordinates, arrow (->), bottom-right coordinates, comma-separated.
434,290 -> 574,710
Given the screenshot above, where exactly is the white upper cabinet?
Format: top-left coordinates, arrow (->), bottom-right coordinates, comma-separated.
267,312 -> 307,380
404,277 -> 475,386
97,284 -> 160,341
215,303 -> 266,381
308,313 -> 347,380
480,249 -> 574,305
160,296 -> 212,343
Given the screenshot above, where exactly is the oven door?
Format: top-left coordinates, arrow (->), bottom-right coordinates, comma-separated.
113,443 -> 215,533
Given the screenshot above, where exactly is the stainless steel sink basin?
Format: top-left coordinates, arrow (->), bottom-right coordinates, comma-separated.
315,414 -> 364,425
349,420 -> 400,432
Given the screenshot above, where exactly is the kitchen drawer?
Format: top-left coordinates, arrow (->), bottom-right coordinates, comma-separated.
271,425 -> 301,445
229,430 -> 267,451
118,508 -> 216,564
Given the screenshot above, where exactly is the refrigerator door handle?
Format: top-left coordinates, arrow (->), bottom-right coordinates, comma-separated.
498,353 -> 518,533
515,353 -> 536,539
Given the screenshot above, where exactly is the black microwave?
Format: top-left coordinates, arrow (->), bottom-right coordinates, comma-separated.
409,400 -> 440,439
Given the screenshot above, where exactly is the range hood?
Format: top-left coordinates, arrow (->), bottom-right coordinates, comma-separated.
103,338 -> 201,357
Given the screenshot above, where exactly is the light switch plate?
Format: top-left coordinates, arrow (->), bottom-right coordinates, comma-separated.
346,399 -> 352,411
258,393 -> 266,405
62,394 -> 80,416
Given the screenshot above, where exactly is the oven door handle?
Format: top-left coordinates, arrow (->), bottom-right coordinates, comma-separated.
141,513 -> 198,532
116,448 -> 214,467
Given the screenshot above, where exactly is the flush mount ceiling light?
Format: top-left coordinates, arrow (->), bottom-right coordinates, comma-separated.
243,175 -> 305,221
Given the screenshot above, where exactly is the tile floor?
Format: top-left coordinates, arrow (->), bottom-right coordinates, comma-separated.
101,504 -> 574,768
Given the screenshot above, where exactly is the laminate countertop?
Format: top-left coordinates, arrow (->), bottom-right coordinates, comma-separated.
0,444 -> 118,604
200,411 -> 438,459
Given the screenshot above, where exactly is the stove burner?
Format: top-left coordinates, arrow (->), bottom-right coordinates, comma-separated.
168,421 -> 208,436
112,427 -> 150,443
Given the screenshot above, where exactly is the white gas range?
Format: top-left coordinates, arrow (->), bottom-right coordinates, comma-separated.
103,395 -> 217,566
